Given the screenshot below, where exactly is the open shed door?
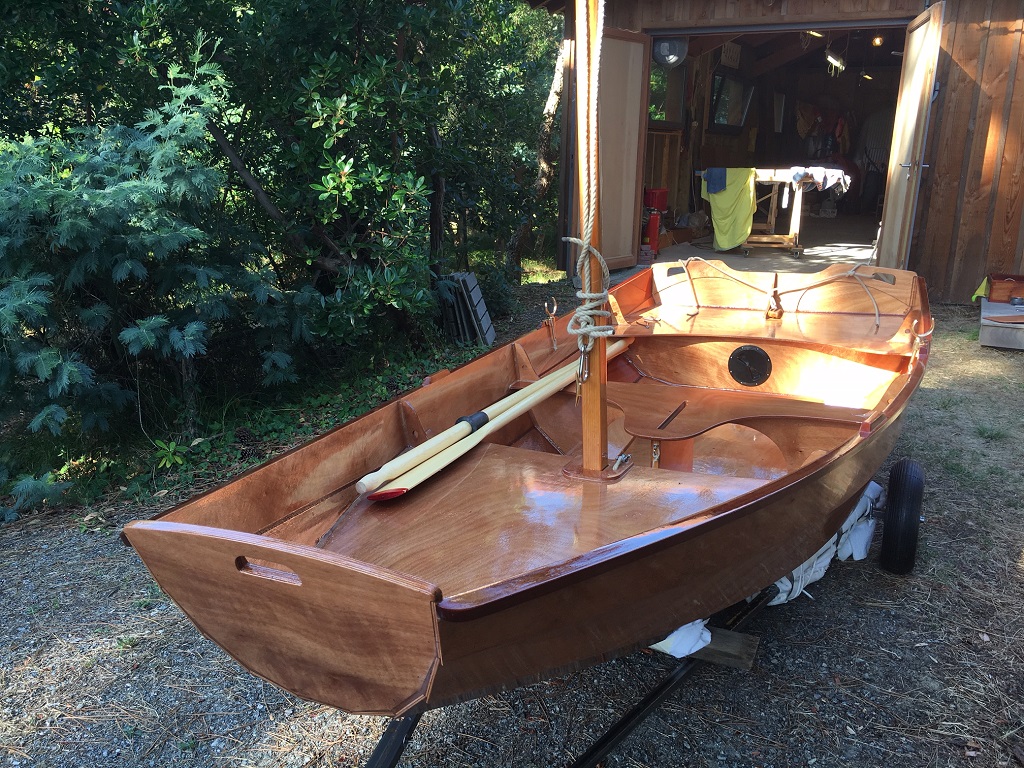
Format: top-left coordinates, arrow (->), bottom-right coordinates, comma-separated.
596,29 -> 650,270
876,3 -> 944,269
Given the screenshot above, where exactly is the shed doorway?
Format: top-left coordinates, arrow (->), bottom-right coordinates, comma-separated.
643,6 -> 942,273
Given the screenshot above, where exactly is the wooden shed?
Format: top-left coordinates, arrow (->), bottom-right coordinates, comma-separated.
532,0 -> 1024,304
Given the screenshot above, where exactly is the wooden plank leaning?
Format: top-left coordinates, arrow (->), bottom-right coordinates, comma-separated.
359,338 -> 629,500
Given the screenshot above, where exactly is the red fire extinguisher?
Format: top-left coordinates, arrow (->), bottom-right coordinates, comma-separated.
645,211 -> 661,255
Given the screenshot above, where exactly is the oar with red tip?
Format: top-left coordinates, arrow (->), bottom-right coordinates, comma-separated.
362,339 -> 628,500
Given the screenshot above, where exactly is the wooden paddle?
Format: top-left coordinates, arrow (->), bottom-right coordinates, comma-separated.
364,339 -> 628,500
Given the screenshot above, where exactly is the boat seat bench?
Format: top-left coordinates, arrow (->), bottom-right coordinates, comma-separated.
606,379 -> 871,442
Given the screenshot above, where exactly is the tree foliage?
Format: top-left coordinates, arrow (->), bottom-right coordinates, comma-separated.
0,0 -> 562,516
435,3 -> 563,261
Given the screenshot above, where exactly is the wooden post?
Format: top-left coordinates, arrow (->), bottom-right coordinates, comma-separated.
575,0 -> 608,475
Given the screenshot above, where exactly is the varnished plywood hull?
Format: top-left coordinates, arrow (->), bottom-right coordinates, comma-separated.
122,260 -> 931,717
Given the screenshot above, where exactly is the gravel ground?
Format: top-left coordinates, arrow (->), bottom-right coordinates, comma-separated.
2,302 -> 1023,768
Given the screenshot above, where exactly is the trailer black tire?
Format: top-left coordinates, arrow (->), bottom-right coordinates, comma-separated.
879,459 -> 925,575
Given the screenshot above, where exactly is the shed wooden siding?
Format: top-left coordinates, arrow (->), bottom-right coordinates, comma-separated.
599,0 -> 1024,303
917,0 -> 1024,302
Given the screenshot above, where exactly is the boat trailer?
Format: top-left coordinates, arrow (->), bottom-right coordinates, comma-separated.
362,585 -> 779,768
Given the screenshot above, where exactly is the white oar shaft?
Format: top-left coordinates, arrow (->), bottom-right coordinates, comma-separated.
356,358 -> 577,495
358,340 -> 626,494
356,412 -> 474,495
369,339 -> 627,500
357,354 -> 582,495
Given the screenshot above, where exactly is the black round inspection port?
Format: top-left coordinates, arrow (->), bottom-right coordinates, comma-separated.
728,345 -> 772,387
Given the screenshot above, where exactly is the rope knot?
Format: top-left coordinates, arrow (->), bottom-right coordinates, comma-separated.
563,236 -> 612,352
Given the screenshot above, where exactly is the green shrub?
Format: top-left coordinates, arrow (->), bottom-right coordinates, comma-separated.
0,3 -> 563,519
0,31 -> 459,517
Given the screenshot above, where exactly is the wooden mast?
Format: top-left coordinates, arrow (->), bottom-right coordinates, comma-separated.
574,0 -> 608,475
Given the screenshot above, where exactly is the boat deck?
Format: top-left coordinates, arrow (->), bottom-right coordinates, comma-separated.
317,443 -> 768,599
607,261 -> 928,356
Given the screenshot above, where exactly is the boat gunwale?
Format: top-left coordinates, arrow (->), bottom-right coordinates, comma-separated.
121,361 -> 917,630
127,328 -> 579,534
131,263 -> 927,536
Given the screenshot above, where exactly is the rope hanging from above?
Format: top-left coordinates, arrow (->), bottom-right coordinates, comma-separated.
564,0 -> 613,356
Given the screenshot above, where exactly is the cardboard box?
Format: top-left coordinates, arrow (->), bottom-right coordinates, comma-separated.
671,227 -> 698,244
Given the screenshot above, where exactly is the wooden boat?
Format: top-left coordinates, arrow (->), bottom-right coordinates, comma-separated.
122,257 -> 932,718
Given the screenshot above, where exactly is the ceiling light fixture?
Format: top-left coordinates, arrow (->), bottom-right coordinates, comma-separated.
807,30 -> 824,38
652,37 -> 689,69
860,70 -> 873,80
872,34 -> 884,47
825,48 -> 846,74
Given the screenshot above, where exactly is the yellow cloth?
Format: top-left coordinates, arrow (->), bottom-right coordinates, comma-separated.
972,277 -> 989,303
701,168 -> 756,251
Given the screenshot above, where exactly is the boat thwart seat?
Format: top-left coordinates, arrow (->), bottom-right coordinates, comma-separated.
606,380 -> 872,442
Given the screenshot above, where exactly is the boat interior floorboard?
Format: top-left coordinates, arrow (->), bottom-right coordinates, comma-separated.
316,443 -> 767,598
